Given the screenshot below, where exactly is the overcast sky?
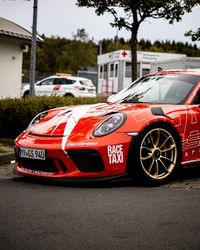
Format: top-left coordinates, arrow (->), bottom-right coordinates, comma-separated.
0,0 -> 200,45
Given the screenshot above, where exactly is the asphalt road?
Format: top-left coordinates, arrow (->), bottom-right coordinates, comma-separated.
0,166 -> 200,250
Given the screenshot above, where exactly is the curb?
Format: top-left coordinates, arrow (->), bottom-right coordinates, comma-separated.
0,152 -> 15,166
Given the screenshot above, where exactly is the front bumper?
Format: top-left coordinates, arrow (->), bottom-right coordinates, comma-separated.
14,133 -> 132,179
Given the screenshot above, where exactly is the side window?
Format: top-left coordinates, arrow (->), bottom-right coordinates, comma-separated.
54,78 -> 60,85
193,91 -> 200,104
67,79 -> 76,85
58,78 -> 75,85
59,78 -> 68,85
40,78 -> 55,86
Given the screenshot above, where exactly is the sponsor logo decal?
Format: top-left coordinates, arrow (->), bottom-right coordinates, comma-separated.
183,130 -> 200,157
183,130 -> 200,150
67,142 -> 98,147
18,167 -> 54,176
107,144 -> 124,164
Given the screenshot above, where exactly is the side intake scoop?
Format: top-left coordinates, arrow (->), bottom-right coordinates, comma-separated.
151,107 -> 165,116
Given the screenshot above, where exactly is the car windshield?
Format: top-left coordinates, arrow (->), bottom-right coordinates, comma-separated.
108,74 -> 199,104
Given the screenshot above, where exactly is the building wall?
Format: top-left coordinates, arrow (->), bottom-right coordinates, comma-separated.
185,57 -> 200,68
0,37 -> 23,98
97,50 -> 187,96
150,58 -> 186,72
150,57 -> 200,73
77,70 -> 98,88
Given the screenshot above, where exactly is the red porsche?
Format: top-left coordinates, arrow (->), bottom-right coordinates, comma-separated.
14,69 -> 200,184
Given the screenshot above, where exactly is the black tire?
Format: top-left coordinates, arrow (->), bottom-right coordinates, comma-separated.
23,91 -> 29,98
64,93 -> 74,97
127,123 -> 181,185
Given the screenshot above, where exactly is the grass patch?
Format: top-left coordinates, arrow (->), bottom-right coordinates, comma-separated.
0,138 -> 14,146
0,139 -> 14,153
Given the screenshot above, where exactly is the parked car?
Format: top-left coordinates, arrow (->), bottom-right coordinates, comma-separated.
22,75 -> 96,98
14,69 -> 200,185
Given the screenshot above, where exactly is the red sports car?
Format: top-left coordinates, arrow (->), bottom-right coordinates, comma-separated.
14,69 -> 200,184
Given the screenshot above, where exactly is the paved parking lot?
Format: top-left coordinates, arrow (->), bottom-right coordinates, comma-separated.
1,160 -> 200,250
0,165 -> 200,250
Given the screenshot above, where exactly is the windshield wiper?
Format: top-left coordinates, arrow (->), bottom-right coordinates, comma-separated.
121,99 -> 146,103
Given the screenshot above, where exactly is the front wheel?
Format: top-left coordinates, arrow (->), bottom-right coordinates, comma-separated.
128,124 -> 181,185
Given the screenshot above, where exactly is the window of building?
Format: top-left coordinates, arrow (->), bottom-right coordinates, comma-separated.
142,68 -> 150,76
104,64 -> 108,79
115,63 -> 118,78
109,64 -> 114,78
99,65 -> 103,79
125,62 -> 132,78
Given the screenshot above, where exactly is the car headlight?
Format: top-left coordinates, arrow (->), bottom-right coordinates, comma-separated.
93,113 -> 126,137
28,110 -> 48,129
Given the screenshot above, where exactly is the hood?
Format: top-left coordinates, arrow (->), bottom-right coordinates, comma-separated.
30,102 -> 180,137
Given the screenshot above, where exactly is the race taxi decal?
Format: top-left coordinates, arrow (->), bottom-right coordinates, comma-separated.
107,144 -> 124,164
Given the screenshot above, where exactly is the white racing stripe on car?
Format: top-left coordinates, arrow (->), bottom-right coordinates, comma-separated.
61,105 -> 93,154
51,110 -> 72,136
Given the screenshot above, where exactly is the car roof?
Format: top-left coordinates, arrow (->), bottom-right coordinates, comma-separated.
153,69 -> 200,76
43,75 -> 92,81
66,76 -> 92,81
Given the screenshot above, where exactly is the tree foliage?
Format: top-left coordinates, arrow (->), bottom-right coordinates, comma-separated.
22,33 -> 200,83
73,28 -> 90,42
23,30 -> 98,81
137,39 -> 200,56
76,0 -> 200,80
185,28 -> 200,41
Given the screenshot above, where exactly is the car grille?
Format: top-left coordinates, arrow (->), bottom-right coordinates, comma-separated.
18,158 -> 59,173
67,150 -> 104,172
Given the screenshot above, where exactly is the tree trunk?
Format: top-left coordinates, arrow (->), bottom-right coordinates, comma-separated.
130,29 -> 138,82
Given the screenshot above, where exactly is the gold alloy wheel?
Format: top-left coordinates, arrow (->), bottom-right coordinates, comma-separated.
140,128 -> 177,180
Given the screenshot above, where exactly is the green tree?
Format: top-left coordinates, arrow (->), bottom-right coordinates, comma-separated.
23,32 -> 98,80
63,39 -> 97,73
77,0 -> 200,80
73,28 -> 89,42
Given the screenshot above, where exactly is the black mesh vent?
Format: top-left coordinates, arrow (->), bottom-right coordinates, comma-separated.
18,158 -> 58,173
57,159 -> 67,173
68,150 -> 104,172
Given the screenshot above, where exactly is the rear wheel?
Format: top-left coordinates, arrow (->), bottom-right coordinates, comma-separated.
64,93 -> 74,97
128,124 -> 181,185
23,91 -> 29,98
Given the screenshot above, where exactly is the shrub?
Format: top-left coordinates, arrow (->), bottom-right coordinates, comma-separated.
0,96 -> 106,138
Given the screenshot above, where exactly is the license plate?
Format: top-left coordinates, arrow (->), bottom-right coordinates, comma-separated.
19,147 -> 46,160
